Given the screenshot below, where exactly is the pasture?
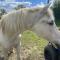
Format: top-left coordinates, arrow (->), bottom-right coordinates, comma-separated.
0,30 -> 48,60
10,30 -> 48,60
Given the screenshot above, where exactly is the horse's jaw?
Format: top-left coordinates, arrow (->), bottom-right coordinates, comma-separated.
32,25 -> 60,46
42,28 -> 60,46
51,30 -> 60,45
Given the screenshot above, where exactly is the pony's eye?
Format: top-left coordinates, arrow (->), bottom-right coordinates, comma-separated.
48,20 -> 54,25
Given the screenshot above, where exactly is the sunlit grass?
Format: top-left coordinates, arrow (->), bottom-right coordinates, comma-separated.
22,30 -> 48,48
19,30 -> 48,60
5,30 -> 49,60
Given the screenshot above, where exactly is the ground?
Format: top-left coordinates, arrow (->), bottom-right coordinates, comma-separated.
0,30 -> 48,60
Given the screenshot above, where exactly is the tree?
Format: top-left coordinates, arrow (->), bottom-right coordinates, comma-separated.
14,4 -> 26,10
0,8 -> 7,19
53,0 -> 60,26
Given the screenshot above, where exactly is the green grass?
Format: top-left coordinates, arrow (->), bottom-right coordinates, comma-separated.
22,30 -> 48,48
8,30 -> 48,60
20,30 -> 48,60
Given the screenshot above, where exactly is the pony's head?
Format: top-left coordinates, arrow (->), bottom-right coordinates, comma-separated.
32,3 -> 60,45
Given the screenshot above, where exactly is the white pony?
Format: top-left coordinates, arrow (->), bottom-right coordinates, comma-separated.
0,3 -> 60,60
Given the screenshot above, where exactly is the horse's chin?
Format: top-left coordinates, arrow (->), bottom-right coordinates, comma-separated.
44,30 -> 60,46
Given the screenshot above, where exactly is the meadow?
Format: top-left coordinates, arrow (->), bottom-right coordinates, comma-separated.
8,30 -> 48,60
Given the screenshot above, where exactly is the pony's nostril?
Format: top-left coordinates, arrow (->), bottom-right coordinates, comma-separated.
0,57 -> 4,60
48,20 -> 54,25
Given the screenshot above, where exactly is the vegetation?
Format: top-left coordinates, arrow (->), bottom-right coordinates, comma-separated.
14,4 -> 26,10
0,8 -> 7,19
9,31 -> 48,60
53,0 -> 60,26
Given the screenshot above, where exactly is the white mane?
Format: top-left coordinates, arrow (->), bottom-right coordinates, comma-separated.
1,7 -> 47,37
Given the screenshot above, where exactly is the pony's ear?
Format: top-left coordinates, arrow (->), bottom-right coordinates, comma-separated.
37,2 -> 51,19
40,2 -> 51,14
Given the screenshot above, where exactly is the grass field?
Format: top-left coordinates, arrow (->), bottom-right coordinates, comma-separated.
8,30 -> 48,60
20,30 -> 48,60
0,30 -> 48,60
